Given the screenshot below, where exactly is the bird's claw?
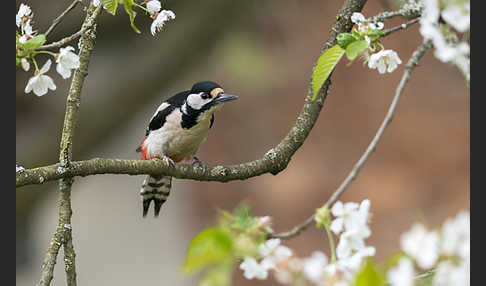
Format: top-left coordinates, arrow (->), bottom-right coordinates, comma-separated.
162,156 -> 176,168
192,156 -> 207,173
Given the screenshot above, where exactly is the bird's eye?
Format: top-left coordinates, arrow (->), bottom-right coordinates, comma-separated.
201,93 -> 211,99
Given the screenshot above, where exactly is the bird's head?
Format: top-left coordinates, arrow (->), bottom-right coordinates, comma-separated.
183,81 -> 238,114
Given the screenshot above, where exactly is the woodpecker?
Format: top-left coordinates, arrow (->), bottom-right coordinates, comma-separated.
136,81 -> 238,217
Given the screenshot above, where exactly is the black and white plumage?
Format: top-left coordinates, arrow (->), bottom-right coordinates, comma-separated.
137,81 -> 238,217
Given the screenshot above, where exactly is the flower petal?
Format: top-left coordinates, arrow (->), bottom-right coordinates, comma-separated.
39,59 -> 52,74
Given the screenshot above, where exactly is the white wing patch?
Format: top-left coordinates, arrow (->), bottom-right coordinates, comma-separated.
150,102 -> 170,121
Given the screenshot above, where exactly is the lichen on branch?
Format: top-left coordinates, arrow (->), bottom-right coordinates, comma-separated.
17,0 -> 369,189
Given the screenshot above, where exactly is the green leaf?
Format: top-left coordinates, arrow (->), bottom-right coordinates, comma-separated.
183,228 -> 233,274
101,0 -> 118,15
353,259 -> 385,286
21,34 -> 46,51
199,261 -> 234,286
337,33 -> 357,49
345,40 -> 369,61
311,44 -> 345,101
230,205 -> 258,231
367,29 -> 385,42
123,0 -> 141,34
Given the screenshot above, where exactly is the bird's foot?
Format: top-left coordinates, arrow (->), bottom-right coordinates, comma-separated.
162,155 -> 176,168
192,156 -> 207,173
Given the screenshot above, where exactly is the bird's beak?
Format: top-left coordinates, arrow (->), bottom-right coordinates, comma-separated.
214,93 -> 238,104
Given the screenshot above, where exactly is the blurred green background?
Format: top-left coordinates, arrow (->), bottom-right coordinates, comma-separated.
16,0 -> 469,285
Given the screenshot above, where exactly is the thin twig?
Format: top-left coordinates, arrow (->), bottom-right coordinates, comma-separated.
39,0 -> 98,51
38,30 -> 83,50
382,18 -> 420,37
45,0 -> 83,37
272,40 -> 434,240
37,3 -> 102,286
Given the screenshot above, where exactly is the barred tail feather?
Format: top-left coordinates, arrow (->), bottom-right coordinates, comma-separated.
140,175 -> 172,217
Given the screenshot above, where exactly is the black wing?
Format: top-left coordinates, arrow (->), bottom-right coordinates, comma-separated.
137,90 -> 192,153
147,90 -> 191,133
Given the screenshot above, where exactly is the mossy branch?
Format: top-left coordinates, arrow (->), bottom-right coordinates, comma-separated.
37,3 -> 102,286
18,0 -> 368,189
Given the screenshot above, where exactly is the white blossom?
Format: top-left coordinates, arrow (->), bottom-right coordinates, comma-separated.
419,0 -> 470,80
25,60 -> 57,96
261,245 -> 293,269
372,22 -> 384,30
274,245 -> 293,260
19,20 -> 36,44
338,245 -> 375,271
440,210 -> 470,259
387,258 -> 415,286
331,199 -> 371,238
56,46 -> 80,79
257,216 -> 274,233
93,0 -> 100,7
273,257 -> 303,284
350,12 -> 383,33
368,49 -> 402,74
441,3 -> 470,33
240,257 -> 271,280
352,199 -> 371,234
146,0 -> 162,13
16,3 -> 32,27
19,35 -> 29,44
257,238 -> 293,274
351,12 -> 365,24
24,20 -> 34,35
258,238 -> 281,257
400,223 -> 439,269
336,229 -> 366,260
273,268 -> 293,284
302,251 -> 328,283
421,0 -> 440,25
330,201 -> 359,234
21,58 -> 30,71
258,238 -> 292,261
435,40 -> 469,63
433,260 -> 469,286
150,10 -> 176,36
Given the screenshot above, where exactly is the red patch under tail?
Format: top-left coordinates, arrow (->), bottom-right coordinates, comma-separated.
140,138 -> 151,160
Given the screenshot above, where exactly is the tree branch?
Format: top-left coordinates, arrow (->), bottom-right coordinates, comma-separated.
38,1 -> 99,51
17,0 -> 369,189
38,30 -> 84,50
37,3 -> 102,286
44,0 -> 83,37
382,18 -> 420,37
368,2 -> 422,23
272,39 -> 434,240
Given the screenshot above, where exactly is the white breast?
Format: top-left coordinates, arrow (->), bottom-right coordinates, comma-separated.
144,108 -> 212,160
